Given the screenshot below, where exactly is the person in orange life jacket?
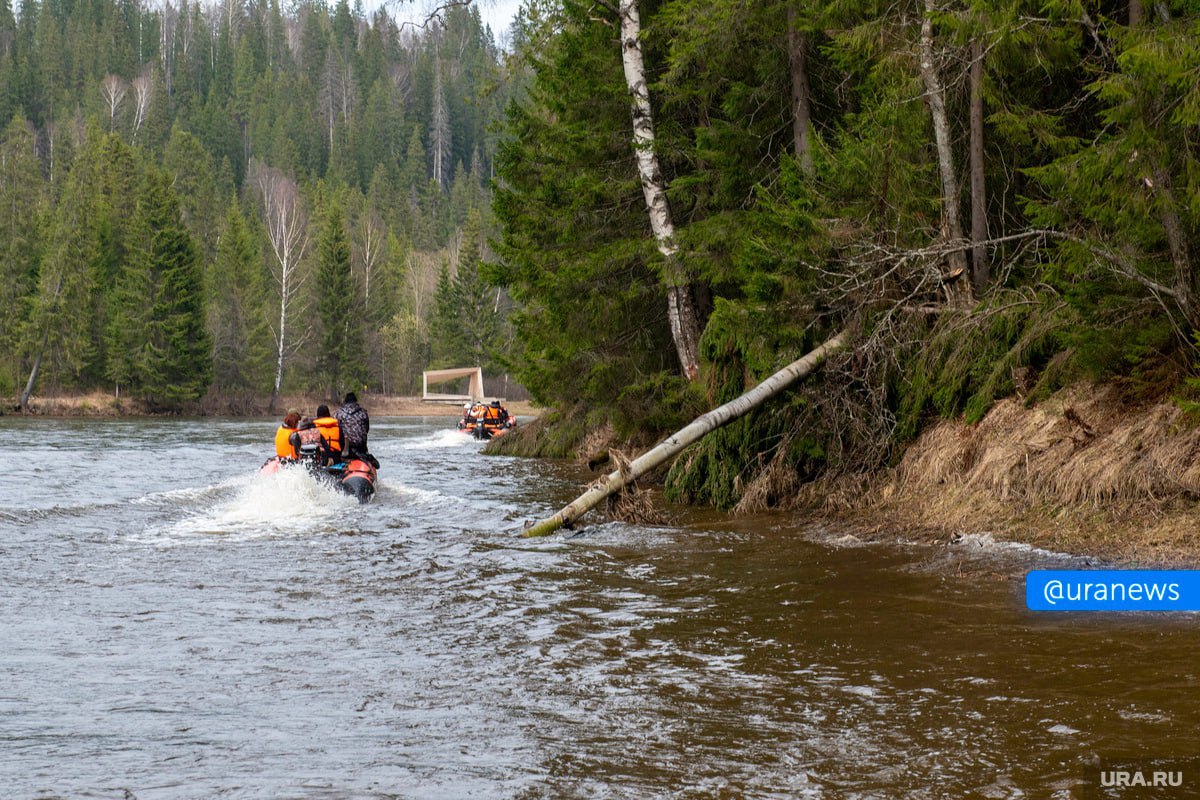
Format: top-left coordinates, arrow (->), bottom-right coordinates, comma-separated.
457,402 -> 474,431
289,416 -> 333,465
274,409 -> 301,459
336,392 -> 370,456
483,400 -> 511,425
312,404 -> 342,460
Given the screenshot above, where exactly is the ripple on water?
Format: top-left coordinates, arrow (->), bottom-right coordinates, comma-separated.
2,417 -> 1199,798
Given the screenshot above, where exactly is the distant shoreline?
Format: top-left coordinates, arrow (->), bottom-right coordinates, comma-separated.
7,393 -> 543,419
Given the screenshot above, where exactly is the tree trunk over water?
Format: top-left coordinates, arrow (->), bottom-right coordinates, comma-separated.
523,331 -> 847,538
618,0 -> 702,381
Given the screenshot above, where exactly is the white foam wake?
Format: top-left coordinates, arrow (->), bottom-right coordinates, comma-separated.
400,429 -> 476,450
141,465 -> 358,542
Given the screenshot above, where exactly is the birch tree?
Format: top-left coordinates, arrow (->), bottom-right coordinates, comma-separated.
429,61 -> 451,192
131,70 -> 153,141
251,160 -> 310,413
618,0 -> 702,381
101,75 -> 127,128
355,206 -> 385,307
160,0 -> 177,98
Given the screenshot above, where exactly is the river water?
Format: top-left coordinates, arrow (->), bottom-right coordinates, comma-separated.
2,417 -> 1198,799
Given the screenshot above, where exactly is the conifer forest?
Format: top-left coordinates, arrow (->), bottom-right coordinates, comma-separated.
489,0 -> 1200,511
3,0 -> 1199,509
0,0 -> 509,409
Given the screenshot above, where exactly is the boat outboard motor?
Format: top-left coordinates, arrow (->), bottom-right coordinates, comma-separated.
298,443 -> 323,467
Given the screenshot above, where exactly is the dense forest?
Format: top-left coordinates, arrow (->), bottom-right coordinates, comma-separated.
490,0 -> 1200,510
4,0 -> 1198,512
0,0 -> 514,409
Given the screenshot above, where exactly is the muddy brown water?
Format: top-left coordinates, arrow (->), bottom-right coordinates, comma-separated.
1,417 -> 1196,798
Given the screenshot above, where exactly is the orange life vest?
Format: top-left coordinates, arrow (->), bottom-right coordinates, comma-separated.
313,416 -> 342,454
275,425 -> 298,458
290,426 -> 329,462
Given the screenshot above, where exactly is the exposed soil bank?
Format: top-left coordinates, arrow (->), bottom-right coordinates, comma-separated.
9,392 -> 542,419
504,385 -> 1200,565
787,384 -> 1200,566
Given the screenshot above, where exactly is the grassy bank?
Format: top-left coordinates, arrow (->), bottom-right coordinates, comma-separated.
793,383 -> 1200,566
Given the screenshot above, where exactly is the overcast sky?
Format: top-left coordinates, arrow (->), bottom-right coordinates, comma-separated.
387,0 -> 525,46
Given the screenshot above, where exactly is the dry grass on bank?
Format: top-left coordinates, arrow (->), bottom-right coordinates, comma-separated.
14,391 -> 144,416
777,384 -> 1200,565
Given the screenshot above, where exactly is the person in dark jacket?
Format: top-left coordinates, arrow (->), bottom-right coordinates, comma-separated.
336,392 -> 370,456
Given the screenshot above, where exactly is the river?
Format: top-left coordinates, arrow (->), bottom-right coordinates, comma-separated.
1,416 -> 1197,798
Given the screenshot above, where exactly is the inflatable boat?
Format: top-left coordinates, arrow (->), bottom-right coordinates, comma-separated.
456,417 -> 515,440
455,401 -> 517,441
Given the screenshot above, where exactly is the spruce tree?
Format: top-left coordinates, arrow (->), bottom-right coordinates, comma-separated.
427,261 -> 461,369
0,113 -> 44,394
315,198 -> 366,396
210,198 -> 272,394
114,167 -> 212,405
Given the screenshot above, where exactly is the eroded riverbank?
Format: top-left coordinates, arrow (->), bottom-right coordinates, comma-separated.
501,383 -> 1200,567
798,383 -> 1200,566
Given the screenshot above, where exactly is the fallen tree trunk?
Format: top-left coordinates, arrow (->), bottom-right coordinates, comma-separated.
522,330 -> 847,538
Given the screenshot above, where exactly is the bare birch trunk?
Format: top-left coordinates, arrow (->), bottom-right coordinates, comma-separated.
19,275 -> 63,412
918,0 -> 970,299
132,71 -> 152,142
523,331 -> 847,538
19,327 -> 48,411
270,279 -> 287,414
969,38 -> 988,294
253,162 -> 310,415
618,0 -> 702,381
787,5 -> 815,175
